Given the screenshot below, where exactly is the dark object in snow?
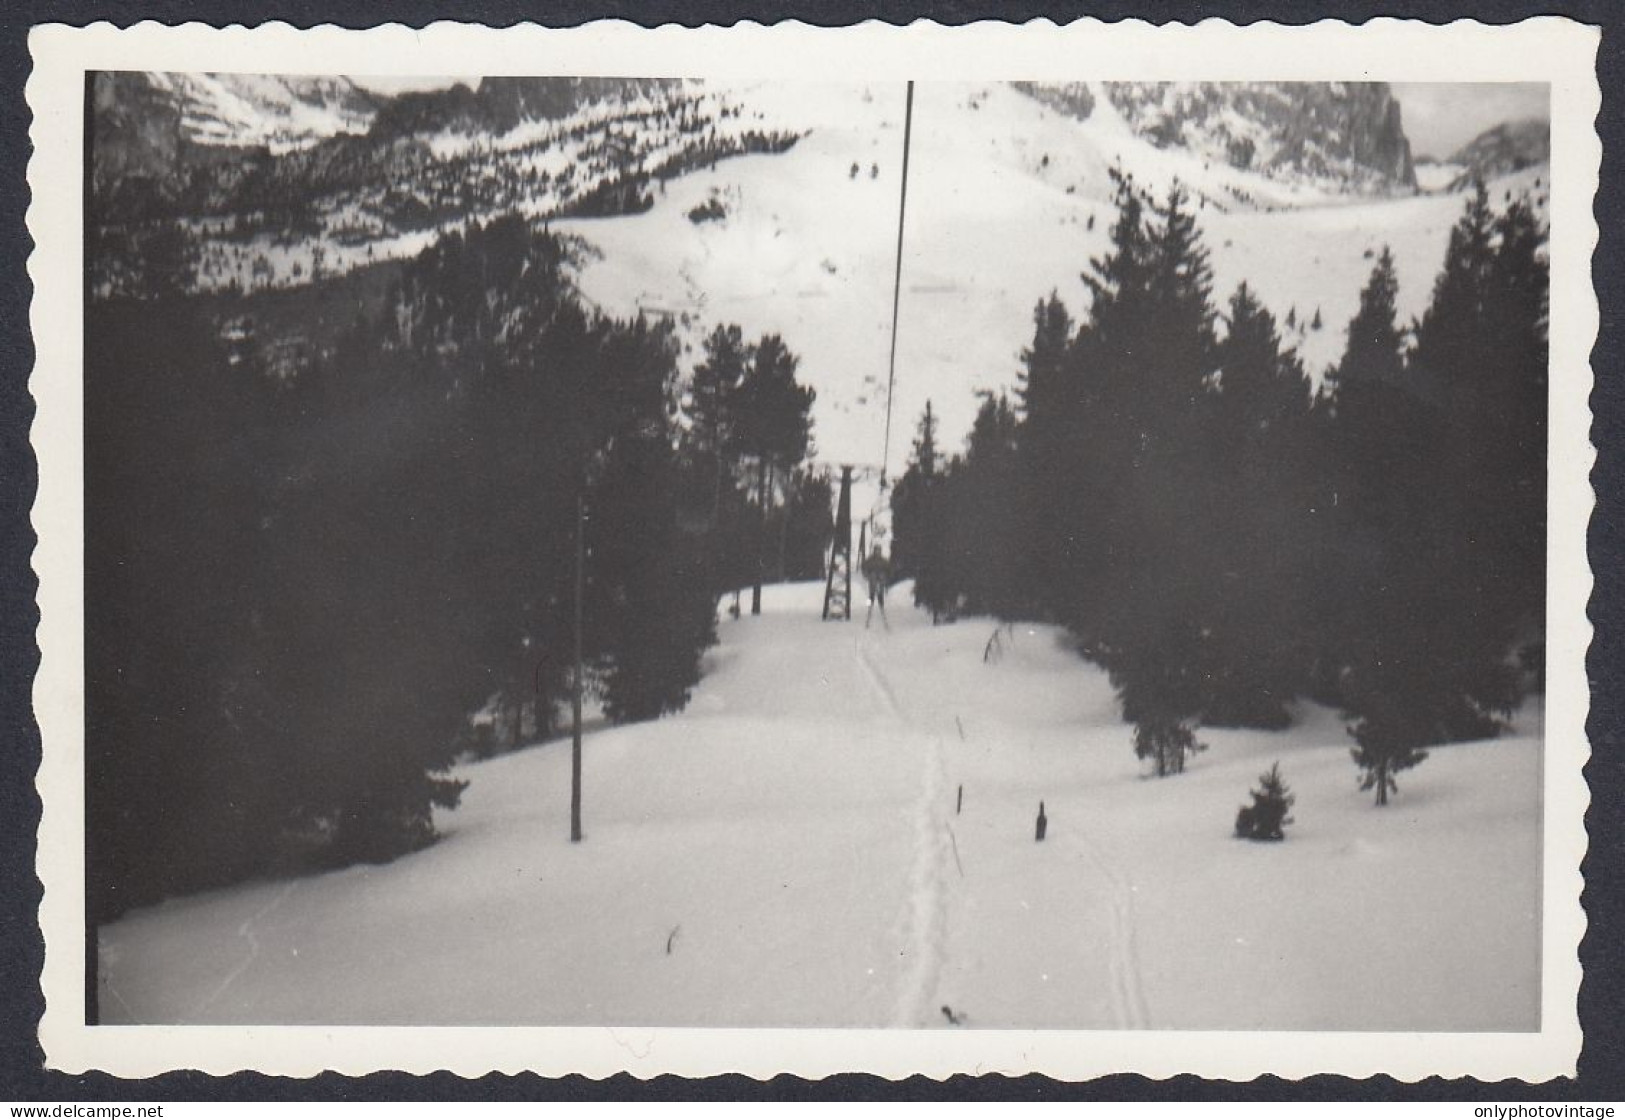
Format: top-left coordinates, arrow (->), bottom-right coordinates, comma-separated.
983,625 -> 1008,663
1235,762 -> 1295,841
956,783 -> 963,815
941,1005 -> 963,1025
666,925 -> 681,954
686,195 -> 726,224
1035,801 -> 1048,842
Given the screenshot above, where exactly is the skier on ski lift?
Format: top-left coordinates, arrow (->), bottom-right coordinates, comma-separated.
863,544 -> 891,630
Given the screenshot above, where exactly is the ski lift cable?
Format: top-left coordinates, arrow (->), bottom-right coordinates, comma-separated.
879,80 -> 915,491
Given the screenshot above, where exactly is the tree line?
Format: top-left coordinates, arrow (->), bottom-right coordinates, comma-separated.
86,215 -> 819,921
891,172 -> 1547,803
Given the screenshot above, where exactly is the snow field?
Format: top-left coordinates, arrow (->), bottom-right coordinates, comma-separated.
562,80 -> 1548,486
99,581 -> 1541,1030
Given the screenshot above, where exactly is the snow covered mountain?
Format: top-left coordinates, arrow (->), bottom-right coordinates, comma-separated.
1096,81 -> 1415,195
93,72 -> 378,160
148,72 -> 380,151
1448,117 -> 1551,187
89,76 -> 1549,471
553,80 -> 1544,469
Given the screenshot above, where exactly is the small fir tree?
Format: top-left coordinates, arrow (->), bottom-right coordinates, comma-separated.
1235,762 -> 1294,840
1348,708 -> 1430,807
1132,716 -> 1207,778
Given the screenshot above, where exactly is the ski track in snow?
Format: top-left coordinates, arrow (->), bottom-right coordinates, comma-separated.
189,879 -> 300,1019
857,634 -> 953,1029
860,625 -> 1150,1029
1074,827 -> 1151,1029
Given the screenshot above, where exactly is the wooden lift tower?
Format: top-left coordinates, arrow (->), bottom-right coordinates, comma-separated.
821,466 -> 855,620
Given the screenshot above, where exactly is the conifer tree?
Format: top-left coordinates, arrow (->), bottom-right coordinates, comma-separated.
937,392 -> 1026,617
1326,246 -> 1405,405
1213,281 -> 1310,455
689,324 -> 749,503
1406,180 -> 1544,708
1066,174 -> 1223,734
772,468 -> 835,581
890,401 -> 942,599
591,433 -> 719,722
733,332 -> 815,614
1235,762 -> 1294,840
1349,705 -> 1430,808
1015,294 -> 1076,611
1198,282 -> 1314,727
685,324 -> 752,596
1326,187 -> 1546,806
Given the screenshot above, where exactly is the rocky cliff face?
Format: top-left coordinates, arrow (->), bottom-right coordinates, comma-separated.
1101,81 -> 1416,194
367,77 -> 681,139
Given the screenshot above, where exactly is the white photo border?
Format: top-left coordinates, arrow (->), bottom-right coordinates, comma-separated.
28,16 -> 1600,1080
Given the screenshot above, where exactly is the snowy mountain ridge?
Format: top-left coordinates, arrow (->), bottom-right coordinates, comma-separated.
142,72 -> 380,153
90,75 -> 1549,471
555,80 -> 1547,469
1447,117 -> 1551,188
1097,81 -> 1416,195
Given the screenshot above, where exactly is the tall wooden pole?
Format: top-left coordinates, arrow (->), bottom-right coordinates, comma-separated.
751,458 -> 767,616
571,488 -> 584,843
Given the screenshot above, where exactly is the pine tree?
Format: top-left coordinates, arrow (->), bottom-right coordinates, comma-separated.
1235,762 -> 1294,839
591,433 -> 719,722
732,332 -> 816,613
1014,294 -> 1076,612
1324,186 -> 1546,806
936,392 -> 1026,617
1314,249 -> 1418,711
772,468 -> 835,581
1015,293 -> 1074,427
689,323 -> 749,497
685,323 -> 752,596
1197,282 -> 1314,728
1213,281 -> 1310,454
1349,707 -> 1430,807
1326,246 -> 1405,406
890,401 -> 940,593
1404,180 -> 1543,712
1132,716 -> 1207,778
1064,174 -> 1222,734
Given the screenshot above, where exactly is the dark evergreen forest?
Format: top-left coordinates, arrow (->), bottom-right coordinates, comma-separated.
86,216 -> 818,920
891,173 -> 1548,804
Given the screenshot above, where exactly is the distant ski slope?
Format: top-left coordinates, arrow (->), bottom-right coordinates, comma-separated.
561,81 -> 1547,473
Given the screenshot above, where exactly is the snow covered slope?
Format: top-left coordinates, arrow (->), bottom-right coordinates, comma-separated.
560,81 -> 1546,473
94,76 -> 1546,476
98,582 -> 1540,1030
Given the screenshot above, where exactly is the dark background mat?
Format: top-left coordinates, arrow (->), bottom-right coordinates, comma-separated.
2,0 -> 1620,1101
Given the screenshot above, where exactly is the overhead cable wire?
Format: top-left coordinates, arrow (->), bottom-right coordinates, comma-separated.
879,80 -> 914,489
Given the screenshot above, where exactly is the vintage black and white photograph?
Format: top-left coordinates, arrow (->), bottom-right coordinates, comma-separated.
28,18 -> 1597,1080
